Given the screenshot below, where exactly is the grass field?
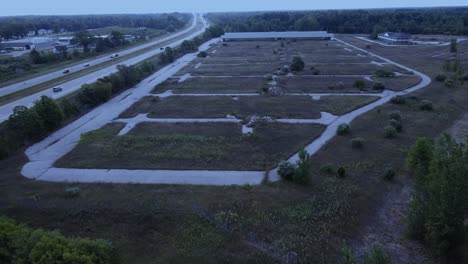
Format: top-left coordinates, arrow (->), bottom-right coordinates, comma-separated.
153,77 -> 266,94
119,95 -> 379,120
56,122 -> 325,170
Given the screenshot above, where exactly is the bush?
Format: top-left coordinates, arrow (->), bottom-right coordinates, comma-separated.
374,69 -> 395,78
337,123 -> 351,135
0,216 -> 114,264
444,78 -> 455,88
384,125 -> 397,138
353,79 -> 366,89
435,74 -> 447,82
388,111 -> 401,121
293,149 -> 311,185
320,163 -> 335,174
419,99 -> 433,111
351,137 -> 365,149
372,82 -> 385,90
337,167 -> 346,178
390,96 -> 405,104
389,119 -> 402,132
290,56 -> 305,71
278,161 -> 296,181
384,169 -> 395,181
197,51 -> 207,58
363,245 -> 392,264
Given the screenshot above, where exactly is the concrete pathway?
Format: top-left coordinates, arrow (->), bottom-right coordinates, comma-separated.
21,37 -> 431,186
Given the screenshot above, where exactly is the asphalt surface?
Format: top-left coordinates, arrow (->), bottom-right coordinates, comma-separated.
0,14 -> 205,122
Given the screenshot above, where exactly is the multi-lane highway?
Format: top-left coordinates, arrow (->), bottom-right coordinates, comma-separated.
0,14 -> 208,122
0,14 -> 198,97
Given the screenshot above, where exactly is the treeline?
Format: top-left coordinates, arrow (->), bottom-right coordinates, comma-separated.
207,7 -> 468,35
0,216 -> 114,263
0,13 -> 190,39
0,26 -> 224,159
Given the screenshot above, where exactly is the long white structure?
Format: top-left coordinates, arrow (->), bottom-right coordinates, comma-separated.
221,31 -> 334,41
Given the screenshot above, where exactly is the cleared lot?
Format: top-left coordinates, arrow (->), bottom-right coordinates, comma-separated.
56,122 -> 325,170
119,95 -> 379,120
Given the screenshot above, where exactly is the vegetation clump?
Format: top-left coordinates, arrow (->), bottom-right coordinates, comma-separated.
384,168 -> 395,181
419,99 -> 433,111
337,167 -> 346,178
290,56 -> 305,71
278,160 -> 295,181
353,79 -> 366,90
0,216 -> 114,263
435,74 -> 447,82
374,69 -> 395,78
197,51 -> 208,58
390,96 -> 406,105
320,163 -> 335,174
383,125 -> 397,138
350,137 -> 366,149
337,123 -> 351,135
372,82 -> 385,90
293,149 -> 311,185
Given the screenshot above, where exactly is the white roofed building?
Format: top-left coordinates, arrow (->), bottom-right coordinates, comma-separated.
221,31 -> 334,41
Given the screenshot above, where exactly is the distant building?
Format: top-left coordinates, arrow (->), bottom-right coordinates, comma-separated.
377,32 -> 413,44
0,37 -> 57,51
221,31 -> 334,41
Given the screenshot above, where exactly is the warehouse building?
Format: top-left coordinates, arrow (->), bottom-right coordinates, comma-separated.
0,37 -> 57,51
221,31 -> 334,41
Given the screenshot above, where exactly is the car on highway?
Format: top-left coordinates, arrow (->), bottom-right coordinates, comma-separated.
83,64 -> 90,67
62,69 -> 70,74
110,54 -> 119,58
160,47 -> 164,50
52,87 -> 63,93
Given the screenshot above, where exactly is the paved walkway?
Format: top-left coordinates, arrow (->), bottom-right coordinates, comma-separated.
21,37 -> 431,186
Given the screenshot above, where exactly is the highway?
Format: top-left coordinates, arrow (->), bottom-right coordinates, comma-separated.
0,14 -> 208,122
0,13 -> 198,97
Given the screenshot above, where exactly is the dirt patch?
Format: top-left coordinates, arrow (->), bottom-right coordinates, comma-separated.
447,112 -> 468,143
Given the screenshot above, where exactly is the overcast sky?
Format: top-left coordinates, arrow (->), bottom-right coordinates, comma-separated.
2,0 -> 467,16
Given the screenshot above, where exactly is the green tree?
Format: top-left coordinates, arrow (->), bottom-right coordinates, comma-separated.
363,245 -> 393,264
450,38 -> 457,53
32,96 -> 64,132
73,31 -> 94,51
60,99 -> 80,119
29,49 -> 44,64
290,56 -> 305,71
8,105 -> 45,141
293,148 -> 311,184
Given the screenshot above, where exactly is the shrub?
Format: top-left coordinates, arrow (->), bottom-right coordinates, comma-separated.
337,167 -> 346,178
337,123 -> 351,135
444,78 -> 455,88
365,44 -> 371,49
419,99 -> 433,111
290,56 -> 305,71
197,51 -> 207,58
372,82 -> 385,90
312,69 -> 320,75
351,137 -> 366,149
384,169 -> 395,181
278,161 -> 296,181
353,79 -> 366,89
388,111 -> 401,121
320,163 -> 335,174
374,69 -> 395,78
435,74 -> 447,82
390,96 -> 405,104
389,119 -> 402,132
384,125 -> 397,138
255,45 -> 260,49
293,149 -> 311,185
363,245 -> 392,264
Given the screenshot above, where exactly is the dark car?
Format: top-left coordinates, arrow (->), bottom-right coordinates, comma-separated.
62,69 -> 70,74
53,87 -> 63,92
84,64 -> 90,67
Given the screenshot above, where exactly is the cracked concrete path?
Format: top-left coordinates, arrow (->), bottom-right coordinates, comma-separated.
20,37 -> 431,186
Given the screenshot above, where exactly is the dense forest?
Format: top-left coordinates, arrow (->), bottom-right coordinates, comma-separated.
0,13 -> 191,39
207,7 -> 468,35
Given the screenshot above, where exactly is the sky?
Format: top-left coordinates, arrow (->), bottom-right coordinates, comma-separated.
2,0 -> 467,16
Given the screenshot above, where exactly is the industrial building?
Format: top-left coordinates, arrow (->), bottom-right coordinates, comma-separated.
0,37 -> 57,51
221,31 -> 334,41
